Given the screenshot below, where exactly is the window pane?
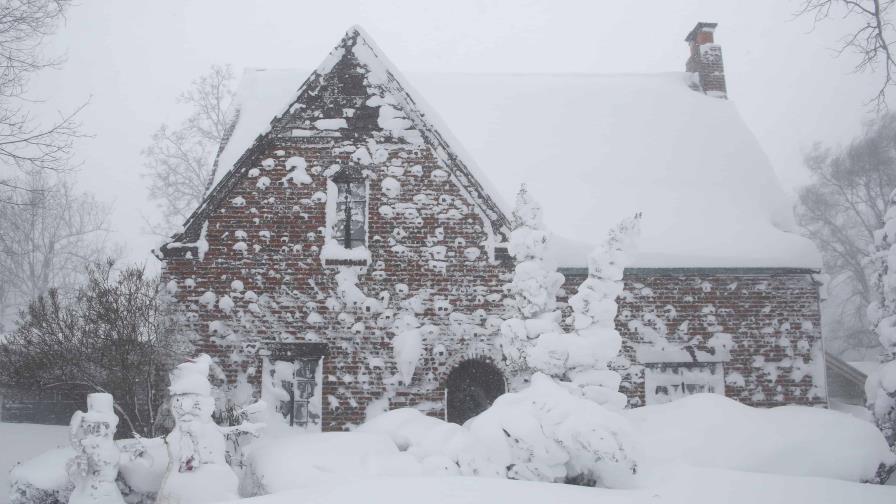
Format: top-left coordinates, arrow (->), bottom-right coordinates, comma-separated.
350,201 -> 366,246
349,223 -> 365,245
334,198 -> 348,245
333,181 -> 367,249
350,201 -> 366,223
349,182 -> 366,201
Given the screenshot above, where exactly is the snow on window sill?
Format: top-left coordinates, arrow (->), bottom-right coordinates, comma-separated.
320,239 -> 371,267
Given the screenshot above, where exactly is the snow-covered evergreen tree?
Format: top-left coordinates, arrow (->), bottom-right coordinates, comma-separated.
527,214 -> 641,410
156,354 -> 239,504
568,214 -> 640,409
867,189 -> 896,451
499,184 -> 565,370
66,393 -> 124,504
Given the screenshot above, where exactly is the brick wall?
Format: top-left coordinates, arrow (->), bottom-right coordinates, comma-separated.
162,140 -> 519,429
559,269 -> 826,408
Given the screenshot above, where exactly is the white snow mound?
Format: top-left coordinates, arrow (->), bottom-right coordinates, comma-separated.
624,392 -> 895,482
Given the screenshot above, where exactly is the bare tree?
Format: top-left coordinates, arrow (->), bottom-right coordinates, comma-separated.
0,170 -> 112,328
180,64 -> 236,144
0,261 -> 189,437
797,112 -> 896,357
0,0 -> 86,198
143,65 -> 235,234
797,0 -> 896,110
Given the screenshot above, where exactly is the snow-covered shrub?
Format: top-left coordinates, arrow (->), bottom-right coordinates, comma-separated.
359,408 -> 501,478
9,439 -> 167,504
9,447 -> 73,504
866,188 -> 896,472
0,263 -> 188,438
362,373 -> 640,488
467,373 -> 640,487
499,185 -> 565,370
528,215 -> 641,410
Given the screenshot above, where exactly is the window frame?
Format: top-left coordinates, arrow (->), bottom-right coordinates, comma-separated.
331,167 -> 367,250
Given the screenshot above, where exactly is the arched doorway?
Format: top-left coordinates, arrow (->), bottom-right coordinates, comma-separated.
446,359 -> 506,424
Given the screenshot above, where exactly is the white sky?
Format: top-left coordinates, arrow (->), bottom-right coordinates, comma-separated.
25,0 -> 885,269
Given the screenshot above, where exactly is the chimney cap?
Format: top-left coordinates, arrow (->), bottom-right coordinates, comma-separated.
685,22 -> 718,43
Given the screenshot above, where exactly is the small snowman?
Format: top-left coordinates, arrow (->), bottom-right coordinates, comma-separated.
156,354 -> 238,504
66,393 -> 124,504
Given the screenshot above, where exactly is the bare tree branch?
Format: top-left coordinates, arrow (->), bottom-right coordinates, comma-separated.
0,0 -> 89,193
0,170 -> 113,329
143,64 -> 234,235
797,0 -> 896,111
797,113 -> 896,357
0,261 -> 190,437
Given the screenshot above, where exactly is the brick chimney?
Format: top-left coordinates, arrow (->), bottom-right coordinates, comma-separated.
685,22 -> 727,99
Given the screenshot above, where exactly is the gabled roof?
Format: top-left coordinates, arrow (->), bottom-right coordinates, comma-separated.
175,26 -> 822,269
168,27 -> 510,252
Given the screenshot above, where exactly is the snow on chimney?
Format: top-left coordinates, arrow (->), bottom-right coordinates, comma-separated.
685,22 -> 727,99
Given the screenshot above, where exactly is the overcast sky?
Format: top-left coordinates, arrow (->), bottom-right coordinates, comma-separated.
25,0 -> 886,269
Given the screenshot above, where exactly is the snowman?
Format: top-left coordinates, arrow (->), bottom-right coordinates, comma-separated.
156,354 -> 239,504
66,393 -> 124,504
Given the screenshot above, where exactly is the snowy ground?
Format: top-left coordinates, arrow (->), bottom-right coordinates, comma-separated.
4,393 -> 896,504
223,469 -> 896,504
0,422 -> 69,504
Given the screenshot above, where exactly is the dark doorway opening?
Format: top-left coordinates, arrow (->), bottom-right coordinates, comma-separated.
446,359 -> 506,424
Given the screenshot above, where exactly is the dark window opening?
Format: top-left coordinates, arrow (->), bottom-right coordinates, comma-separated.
446,359 -> 506,425
334,178 -> 366,249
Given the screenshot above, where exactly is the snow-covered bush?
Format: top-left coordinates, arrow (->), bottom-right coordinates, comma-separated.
9,446 -> 73,504
499,185 -> 565,370
359,408 -> 501,478
362,373 -> 641,488
0,262 -> 188,438
467,373 -> 640,487
9,438 -> 167,504
156,354 -> 239,504
528,215 -> 640,410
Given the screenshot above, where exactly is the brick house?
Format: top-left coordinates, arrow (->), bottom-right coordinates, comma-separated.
157,23 -> 827,431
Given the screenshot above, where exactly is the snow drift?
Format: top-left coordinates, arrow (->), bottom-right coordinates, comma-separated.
624,393 -> 895,482
8,391 -> 894,502
242,432 -> 421,494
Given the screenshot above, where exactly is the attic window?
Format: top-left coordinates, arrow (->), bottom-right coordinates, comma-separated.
333,168 -> 366,249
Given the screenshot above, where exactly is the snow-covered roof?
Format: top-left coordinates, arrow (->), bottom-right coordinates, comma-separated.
208,30 -> 821,269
